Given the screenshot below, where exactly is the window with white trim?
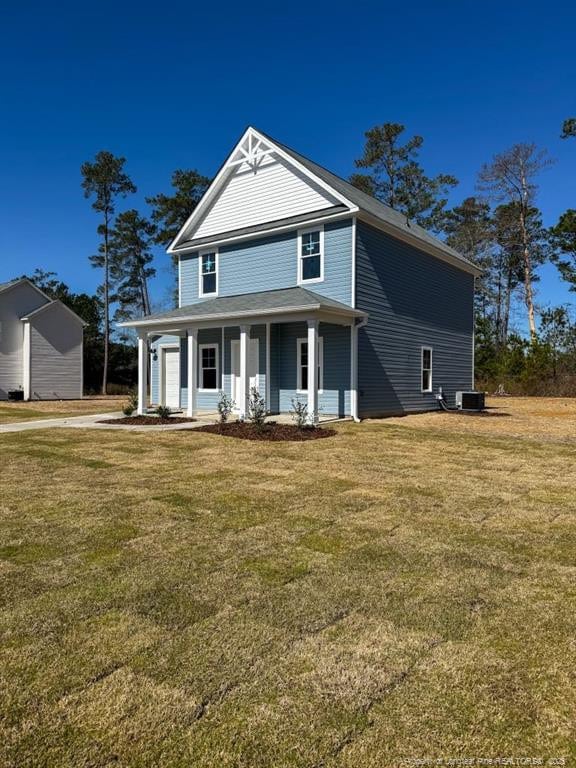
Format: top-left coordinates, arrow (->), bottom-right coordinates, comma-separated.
421,346 -> 433,392
298,228 -> 324,283
297,337 -> 324,392
199,251 -> 218,296
199,344 -> 219,390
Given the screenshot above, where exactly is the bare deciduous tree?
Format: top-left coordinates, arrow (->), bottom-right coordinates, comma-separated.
478,143 -> 553,341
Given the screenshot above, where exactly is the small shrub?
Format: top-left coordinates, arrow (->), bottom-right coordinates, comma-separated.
248,387 -> 267,430
290,398 -> 309,429
123,389 -> 138,416
156,405 -> 172,420
217,391 -> 235,424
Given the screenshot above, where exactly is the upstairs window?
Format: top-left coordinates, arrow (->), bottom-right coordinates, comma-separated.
199,250 -> 218,296
199,344 -> 219,390
298,228 -> 324,284
421,346 -> 433,392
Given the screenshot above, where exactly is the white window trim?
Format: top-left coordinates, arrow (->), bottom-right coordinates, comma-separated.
297,226 -> 324,285
198,249 -> 219,298
296,337 -> 324,394
421,346 -> 433,393
198,342 -> 220,391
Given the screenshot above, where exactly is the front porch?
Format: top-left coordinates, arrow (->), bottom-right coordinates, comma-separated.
123,288 -> 367,424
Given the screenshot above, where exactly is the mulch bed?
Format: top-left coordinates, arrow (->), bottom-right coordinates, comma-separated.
196,422 -> 336,441
98,416 -> 197,425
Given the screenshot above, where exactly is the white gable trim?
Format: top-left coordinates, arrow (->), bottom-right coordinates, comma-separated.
167,127 -> 358,254
20,299 -> 87,326
0,278 -> 52,304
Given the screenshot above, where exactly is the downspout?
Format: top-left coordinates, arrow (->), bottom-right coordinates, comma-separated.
351,316 -> 368,423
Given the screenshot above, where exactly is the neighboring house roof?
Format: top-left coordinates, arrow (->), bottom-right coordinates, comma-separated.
0,278 -> 21,293
0,277 -> 52,303
120,286 -> 366,329
20,299 -> 87,326
169,126 -> 481,277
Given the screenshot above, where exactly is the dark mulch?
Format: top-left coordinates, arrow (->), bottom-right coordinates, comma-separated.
98,416 -> 197,425
196,422 -> 336,441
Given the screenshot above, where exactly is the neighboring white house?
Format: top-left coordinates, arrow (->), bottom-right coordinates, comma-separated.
0,278 -> 85,400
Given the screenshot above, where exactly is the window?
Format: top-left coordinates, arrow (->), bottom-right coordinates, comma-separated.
199,344 -> 219,390
298,227 -> 324,283
421,347 -> 433,392
297,338 -> 324,392
199,250 -> 218,296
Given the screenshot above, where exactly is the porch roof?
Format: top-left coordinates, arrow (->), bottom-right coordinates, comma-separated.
119,287 -> 366,330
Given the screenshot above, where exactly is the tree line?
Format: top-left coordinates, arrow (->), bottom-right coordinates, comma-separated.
351,119 -> 576,395
26,120 -> 574,395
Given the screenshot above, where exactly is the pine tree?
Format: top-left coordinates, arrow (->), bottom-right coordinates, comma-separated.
108,209 -> 157,319
351,123 -> 458,231
81,151 -> 136,393
478,143 -> 553,341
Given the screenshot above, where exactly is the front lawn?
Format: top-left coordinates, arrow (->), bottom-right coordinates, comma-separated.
0,396 -> 124,424
0,399 -> 574,766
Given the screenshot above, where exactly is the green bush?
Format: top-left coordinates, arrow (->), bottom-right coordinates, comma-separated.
156,405 -> 172,420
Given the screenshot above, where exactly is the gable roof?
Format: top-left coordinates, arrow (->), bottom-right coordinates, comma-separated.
0,277 -> 53,304
119,286 -> 365,329
169,127 -> 481,277
0,278 -> 19,293
20,299 -> 87,326
266,131 -> 477,272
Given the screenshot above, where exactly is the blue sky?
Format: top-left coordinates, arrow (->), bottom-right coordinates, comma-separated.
1,1 -> 574,329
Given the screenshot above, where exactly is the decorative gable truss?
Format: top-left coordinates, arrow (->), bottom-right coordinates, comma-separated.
168,127 -> 358,252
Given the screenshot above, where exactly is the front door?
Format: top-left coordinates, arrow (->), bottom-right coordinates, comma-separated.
231,339 -> 259,410
162,347 -> 180,409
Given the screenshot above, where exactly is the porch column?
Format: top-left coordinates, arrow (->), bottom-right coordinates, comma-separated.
265,322 -> 271,412
137,332 -> 147,415
350,322 -> 358,422
307,319 -> 319,424
239,324 -> 250,420
187,328 -> 198,418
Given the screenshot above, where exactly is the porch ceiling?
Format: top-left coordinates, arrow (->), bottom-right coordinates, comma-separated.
119,286 -> 366,332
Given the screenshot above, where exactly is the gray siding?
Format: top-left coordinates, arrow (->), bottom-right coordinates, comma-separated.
179,219 -> 352,307
0,283 -> 48,399
150,322 -> 350,417
29,304 -> 83,399
356,222 -> 474,417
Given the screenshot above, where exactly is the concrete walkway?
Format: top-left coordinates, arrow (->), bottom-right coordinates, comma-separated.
0,410 -> 346,434
0,412 -> 126,433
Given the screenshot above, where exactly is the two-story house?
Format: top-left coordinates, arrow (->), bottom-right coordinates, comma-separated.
121,127 -> 480,421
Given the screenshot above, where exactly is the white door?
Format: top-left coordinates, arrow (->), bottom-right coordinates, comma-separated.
231,339 -> 259,410
162,347 -> 180,408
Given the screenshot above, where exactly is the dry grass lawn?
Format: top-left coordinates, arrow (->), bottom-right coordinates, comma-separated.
0,396 -> 124,424
0,397 -> 575,767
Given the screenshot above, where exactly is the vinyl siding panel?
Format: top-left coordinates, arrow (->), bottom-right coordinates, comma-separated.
0,283 -> 49,399
356,222 -> 474,417
29,304 -> 83,399
276,321 -> 351,417
193,157 -> 338,239
180,326 -> 268,411
179,220 -> 353,307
